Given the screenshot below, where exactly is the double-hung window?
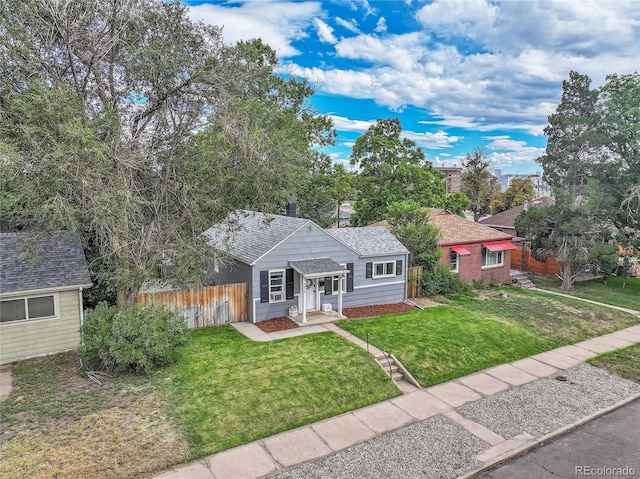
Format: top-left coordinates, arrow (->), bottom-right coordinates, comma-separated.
373,261 -> 395,278
0,295 -> 57,323
269,270 -> 285,302
332,264 -> 347,294
482,248 -> 503,268
449,250 -> 459,272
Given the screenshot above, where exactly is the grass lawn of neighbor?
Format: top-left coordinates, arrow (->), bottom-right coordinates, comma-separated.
589,343 -> 640,384
338,287 -> 640,387
0,327 -> 399,479
533,275 -> 640,311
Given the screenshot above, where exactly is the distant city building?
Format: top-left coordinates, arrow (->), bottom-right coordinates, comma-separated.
495,173 -> 550,196
435,166 -> 463,194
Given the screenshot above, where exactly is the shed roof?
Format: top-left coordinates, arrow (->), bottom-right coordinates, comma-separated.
202,210 -> 312,265
0,231 -> 92,295
326,227 -> 409,257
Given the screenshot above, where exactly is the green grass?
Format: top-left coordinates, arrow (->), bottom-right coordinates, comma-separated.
162,326 -> 400,458
589,343 -> 640,383
338,288 -> 640,387
533,275 -> 640,311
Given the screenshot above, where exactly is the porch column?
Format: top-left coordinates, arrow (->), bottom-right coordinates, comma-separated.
337,273 -> 344,318
301,274 -> 307,324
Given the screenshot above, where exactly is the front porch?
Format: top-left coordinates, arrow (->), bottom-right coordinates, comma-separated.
288,308 -> 344,327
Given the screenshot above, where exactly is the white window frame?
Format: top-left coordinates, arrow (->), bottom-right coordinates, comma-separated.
332,264 -> 347,295
269,270 -> 285,303
481,248 -> 504,269
0,293 -> 58,324
449,250 -> 459,273
373,260 -> 396,279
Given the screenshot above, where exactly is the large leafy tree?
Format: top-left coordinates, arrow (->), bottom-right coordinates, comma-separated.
385,201 -> 441,268
490,178 -> 535,214
349,118 -> 445,226
0,0 -> 332,304
461,146 -> 500,221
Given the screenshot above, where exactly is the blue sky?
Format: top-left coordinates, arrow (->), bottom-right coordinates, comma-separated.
186,0 -> 640,174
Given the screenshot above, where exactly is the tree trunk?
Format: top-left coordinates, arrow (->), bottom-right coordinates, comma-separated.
560,261 -> 576,290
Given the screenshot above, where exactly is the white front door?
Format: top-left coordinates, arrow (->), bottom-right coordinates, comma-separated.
305,278 -> 317,310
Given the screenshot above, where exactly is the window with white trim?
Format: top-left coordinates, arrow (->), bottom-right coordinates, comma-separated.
373,261 -> 395,278
332,264 -> 347,294
482,248 -> 503,267
269,270 -> 285,302
0,295 -> 56,323
449,250 -> 459,272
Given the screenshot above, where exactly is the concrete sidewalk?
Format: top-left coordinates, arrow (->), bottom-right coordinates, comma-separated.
154,323 -> 640,479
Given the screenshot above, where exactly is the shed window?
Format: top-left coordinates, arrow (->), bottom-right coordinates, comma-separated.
269,271 -> 285,302
0,295 -> 56,323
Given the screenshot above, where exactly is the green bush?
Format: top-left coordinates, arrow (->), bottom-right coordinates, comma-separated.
80,302 -> 190,375
422,262 -> 470,296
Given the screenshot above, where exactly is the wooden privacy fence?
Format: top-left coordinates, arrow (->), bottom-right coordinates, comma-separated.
511,248 -> 563,276
407,266 -> 423,298
137,283 -> 248,328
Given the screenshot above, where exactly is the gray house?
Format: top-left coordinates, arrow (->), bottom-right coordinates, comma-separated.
203,210 -> 409,323
0,232 -> 92,364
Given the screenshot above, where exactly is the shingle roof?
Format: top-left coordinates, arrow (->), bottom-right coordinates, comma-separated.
0,232 -> 92,295
427,209 -> 512,245
289,258 -> 346,276
203,210 -> 311,265
325,227 -> 409,257
479,197 -> 554,228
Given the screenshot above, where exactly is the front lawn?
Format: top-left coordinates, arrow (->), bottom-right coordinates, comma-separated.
533,275 -> 640,311
337,288 -> 640,387
0,327 -> 400,479
165,327 -> 400,458
589,343 -> 640,383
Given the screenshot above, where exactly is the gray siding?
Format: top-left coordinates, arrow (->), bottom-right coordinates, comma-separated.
251,224 -> 407,322
0,289 -> 82,364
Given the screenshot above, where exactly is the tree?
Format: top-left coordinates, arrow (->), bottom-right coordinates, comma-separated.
349,118 -> 445,225
588,243 -> 619,285
0,0 -> 333,305
538,71 -> 602,196
443,192 -> 471,217
328,163 -> 356,227
461,146 -> 500,221
490,178 -> 535,214
385,201 -> 441,268
596,73 -> 640,243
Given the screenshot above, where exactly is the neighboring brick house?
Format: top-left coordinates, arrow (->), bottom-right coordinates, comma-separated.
427,209 -> 516,285
479,197 -> 554,237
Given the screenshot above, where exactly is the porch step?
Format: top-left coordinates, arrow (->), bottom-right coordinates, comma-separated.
375,354 -> 404,382
511,273 -> 535,289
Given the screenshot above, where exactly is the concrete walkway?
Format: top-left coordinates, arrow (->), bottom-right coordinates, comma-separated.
155,323 -> 640,479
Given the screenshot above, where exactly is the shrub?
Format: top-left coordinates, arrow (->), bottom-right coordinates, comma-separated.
421,262 -> 470,296
80,302 -> 190,375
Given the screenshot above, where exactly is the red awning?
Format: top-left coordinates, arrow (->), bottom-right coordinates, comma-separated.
483,241 -> 517,252
450,245 -> 471,256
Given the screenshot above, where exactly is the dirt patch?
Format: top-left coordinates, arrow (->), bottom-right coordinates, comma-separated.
342,302 -> 415,319
256,317 -> 299,333
411,297 -> 444,308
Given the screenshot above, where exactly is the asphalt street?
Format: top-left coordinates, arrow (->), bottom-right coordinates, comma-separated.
481,398 -> 640,479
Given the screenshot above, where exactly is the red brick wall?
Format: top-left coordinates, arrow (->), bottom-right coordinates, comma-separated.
441,243 -> 512,285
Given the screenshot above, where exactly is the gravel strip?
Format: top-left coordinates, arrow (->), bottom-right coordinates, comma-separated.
273,415 -> 488,479
458,363 -> 640,439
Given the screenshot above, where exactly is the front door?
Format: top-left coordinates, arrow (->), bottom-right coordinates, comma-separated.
305,278 -> 317,310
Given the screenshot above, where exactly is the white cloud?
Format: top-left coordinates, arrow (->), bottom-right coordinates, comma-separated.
335,17 -> 360,33
328,115 -> 374,132
313,17 -> 337,44
375,16 -> 387,33
188,1 -> 322,57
